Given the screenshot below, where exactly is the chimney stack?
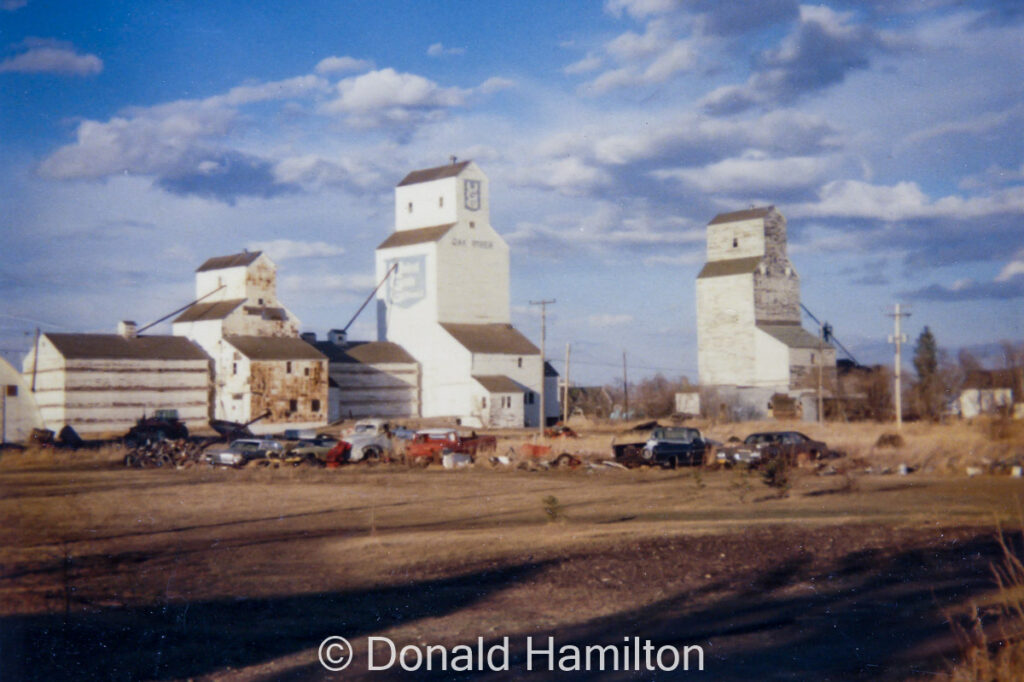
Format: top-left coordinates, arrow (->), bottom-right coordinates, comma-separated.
118,320 -> 137,338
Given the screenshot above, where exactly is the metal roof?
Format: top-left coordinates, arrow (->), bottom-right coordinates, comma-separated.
173,299 -> 246,323
311,340 -> 417,365
474,375 -> 524,393
708,206 -> 774,225
44,333 -> 209,361
440,323 -> 540,355
756,323 -> 830,349
377,223 -> 455,250
196,251 -> 263,272
224,336 -> 327,361
397,160 -> 471,187
696,256 -> 763,279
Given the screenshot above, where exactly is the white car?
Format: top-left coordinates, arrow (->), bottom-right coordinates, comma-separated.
204,438 -> 283,467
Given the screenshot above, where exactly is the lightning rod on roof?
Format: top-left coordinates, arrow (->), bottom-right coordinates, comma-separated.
450,155 -> 458,165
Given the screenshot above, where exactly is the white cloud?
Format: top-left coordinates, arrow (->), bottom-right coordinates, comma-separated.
321,68 -> 468,126
604,0 -> 676,20
246,239 -> 346,260
315,55 -> 373,75
790,180 -> 1024,221
513,157 -> 612,196
0,40 -> 102,76
996,251 -> 1024,282
652,151 -> 832,193
2,0 -> 28,10
563,54 -> 603,75
427,42 -> 465,57
478,77 -> 515,94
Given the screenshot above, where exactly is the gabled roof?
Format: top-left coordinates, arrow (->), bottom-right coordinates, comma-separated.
377,223 -> 455,250
474,375 -> 524,393
173,298 -> 246,323
397,160 -> 471,187
756,323 -> 829,350
440,323 -> 540,355
312,340 -> 417,365
196,251 -> 263,272
696,256 -> 763,279
709,206 -> 774,225
44,334 -> 209,361
224,336 -> 326,361
963,369 -> 1018,390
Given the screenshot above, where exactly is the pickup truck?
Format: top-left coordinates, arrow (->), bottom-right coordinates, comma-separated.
405,428 -> 497,465
612,426 -> 710,468
204,438 -> 284,467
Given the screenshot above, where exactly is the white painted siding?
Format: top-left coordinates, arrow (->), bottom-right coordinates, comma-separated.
696,273 -> 757,386
22,337 -> 209,437
435,220 -> 510,325
395,178 -> 459,231
1,358 -> 43,442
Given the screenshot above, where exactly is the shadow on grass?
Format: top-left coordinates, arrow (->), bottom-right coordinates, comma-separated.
386,532 -> 1000,682
0,561 -> 550,681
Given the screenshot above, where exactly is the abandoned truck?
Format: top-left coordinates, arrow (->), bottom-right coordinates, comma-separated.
612,426 -> 710,468
405,428 -> 498,465
204,438 -> 284,467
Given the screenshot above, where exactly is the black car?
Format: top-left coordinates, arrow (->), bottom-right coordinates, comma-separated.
613,426 -> 708,468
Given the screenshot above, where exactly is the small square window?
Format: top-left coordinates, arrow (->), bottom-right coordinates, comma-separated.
286,361 -> 292,374
439,196 -> 444,208
289,399 -> 298,413
732,238 -> 738,247
469,221 -> 475,228
232,363 -> 237,375
517,357 -> 522,368
482,396 -> 487,408
6,385 -> 16,397
408,201 -> 413,213
304,367 -> 310,376
312,399 -> 321,412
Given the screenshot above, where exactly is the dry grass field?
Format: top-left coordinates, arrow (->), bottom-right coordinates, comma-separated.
2,418 -> 1023,680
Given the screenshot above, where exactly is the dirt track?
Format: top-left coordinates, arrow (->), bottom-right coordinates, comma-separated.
2,454 -> 1023,680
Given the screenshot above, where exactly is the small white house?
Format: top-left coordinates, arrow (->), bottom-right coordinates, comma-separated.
21,323 -> 210,437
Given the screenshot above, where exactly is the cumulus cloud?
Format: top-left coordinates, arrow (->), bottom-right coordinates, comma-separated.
789,180 -> 1024,221
321,68 -> 468,126
701,5 -> 891,114
905,273 -> 1024,301
478,77 -> 515,94
426,42 -> 465,57
652,151 -> 832,194
0,38 -> 102,76
314,55 -> 373,75
246,239 -> 346,260
995,251 -> 1024,282
581,18 -> 698,93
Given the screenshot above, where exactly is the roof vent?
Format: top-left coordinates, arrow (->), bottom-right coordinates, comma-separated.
300,331 -> 316,343
328,329 -> 347,345
118,320 -> 137,338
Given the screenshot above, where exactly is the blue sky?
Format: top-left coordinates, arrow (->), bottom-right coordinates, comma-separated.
1,0 -> 1022,384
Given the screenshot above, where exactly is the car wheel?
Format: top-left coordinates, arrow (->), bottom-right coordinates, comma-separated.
363,446 -> 382,465
641,447 -> 654,461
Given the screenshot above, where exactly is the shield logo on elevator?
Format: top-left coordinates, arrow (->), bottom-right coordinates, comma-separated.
464,179 -> 481,211
387,256 -> 426,308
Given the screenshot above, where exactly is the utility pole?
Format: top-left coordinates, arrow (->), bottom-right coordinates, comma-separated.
529,298 -> 555,435
887,303 -> 911,430
622,350 -> 629,419
562,342 -> 571,424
